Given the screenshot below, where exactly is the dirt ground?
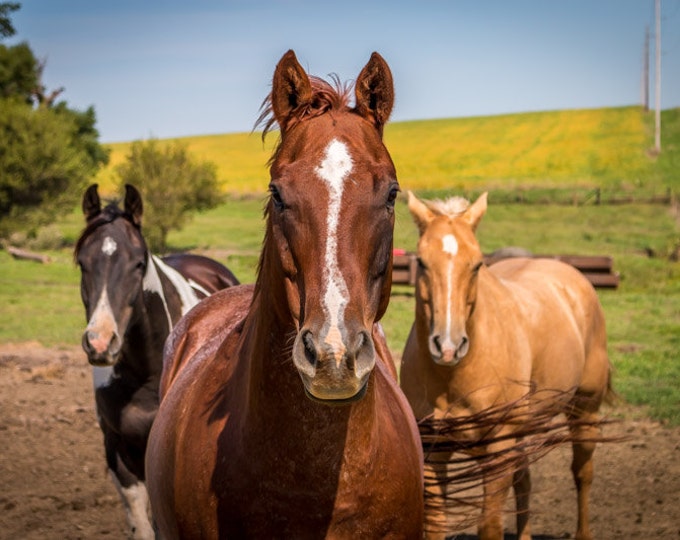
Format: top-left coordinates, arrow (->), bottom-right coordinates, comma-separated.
1,342 -> 679,540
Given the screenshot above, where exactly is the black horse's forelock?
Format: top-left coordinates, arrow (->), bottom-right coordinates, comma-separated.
74,202 -> 142,263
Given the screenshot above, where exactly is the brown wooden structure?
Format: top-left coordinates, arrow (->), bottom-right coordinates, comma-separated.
392,252 -> 620,289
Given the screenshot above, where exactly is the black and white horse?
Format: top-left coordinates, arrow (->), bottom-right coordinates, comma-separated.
75,184 -> 238,538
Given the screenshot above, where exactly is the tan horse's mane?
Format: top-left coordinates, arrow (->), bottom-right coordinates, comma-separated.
425,196 -> 470,218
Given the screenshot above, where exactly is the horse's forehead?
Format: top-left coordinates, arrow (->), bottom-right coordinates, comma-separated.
277,115 -> 389,172
423,218 -> 477,259
82,220 -> 143,258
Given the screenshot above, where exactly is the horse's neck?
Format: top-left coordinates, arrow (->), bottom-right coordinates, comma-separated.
147,255 -> 201,319
118,256 -> 193,381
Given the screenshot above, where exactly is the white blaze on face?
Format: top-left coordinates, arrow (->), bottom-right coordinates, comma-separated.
441,233 -> 459,346
315,139 -> 353,357
86,286 -> 118,354
102,236 -> 117,256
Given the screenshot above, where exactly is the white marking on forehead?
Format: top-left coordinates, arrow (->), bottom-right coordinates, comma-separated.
102,236 -> 117,256
316,139 -> 353,353
442,234 -> 459,256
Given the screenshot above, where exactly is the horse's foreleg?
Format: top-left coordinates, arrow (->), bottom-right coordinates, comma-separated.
478,453 -> 514,540
109,467 -> 155,540
513,452 -> 531,540
103,431 -> 155,540
423,452 -> 451,540
570,418 -> 599,540
478,473 -> 512,540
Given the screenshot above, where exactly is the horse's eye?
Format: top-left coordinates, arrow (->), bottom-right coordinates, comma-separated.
417,257 -> 427,270
136,260 -> 146,272
386,185 -> 399,208
269,184 -> 284,211
472,261 -> 483,274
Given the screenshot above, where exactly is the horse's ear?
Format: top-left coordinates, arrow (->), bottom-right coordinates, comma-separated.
124,184 -> 143,227
355,52 -> 394,137
407,191 -> 434,235
271,49 -> 313,134
464,192 -> 488,231
82,184 -> 101,222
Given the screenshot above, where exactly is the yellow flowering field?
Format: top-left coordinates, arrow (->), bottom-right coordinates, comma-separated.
96,106 -> 658,195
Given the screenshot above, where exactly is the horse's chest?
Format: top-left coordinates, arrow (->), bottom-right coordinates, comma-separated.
95,378 -> 158,438
210,422 -> 417,537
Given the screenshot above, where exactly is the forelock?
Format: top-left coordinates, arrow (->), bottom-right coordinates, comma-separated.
426,196 -> 470,218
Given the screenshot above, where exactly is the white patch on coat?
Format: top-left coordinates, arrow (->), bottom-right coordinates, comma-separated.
150,256 -> 201,316
101,236 -> 117,256
187,278 -> 211,297
91,366 -> 113,390
109,472 -> 155,540
316,139 -> 353,355
142,256 -> 201,331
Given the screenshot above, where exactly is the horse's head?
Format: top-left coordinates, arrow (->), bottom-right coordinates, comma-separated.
75,184 -> 147,366
408,191 -> 488,366
259,50 -> 398,404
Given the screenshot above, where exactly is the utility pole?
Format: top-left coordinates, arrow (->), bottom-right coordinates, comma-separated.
654,0 -> 661,153
642,25 -> 649,111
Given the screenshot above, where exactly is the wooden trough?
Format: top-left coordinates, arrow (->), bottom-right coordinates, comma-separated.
392,251 -> 620,289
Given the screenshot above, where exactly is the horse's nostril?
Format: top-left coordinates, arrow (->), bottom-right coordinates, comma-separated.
432,334 -> 441,352
82,332 -> 93,354
109,332 -> 122,355
457,335 -> 470,358
303,330 -> 317,367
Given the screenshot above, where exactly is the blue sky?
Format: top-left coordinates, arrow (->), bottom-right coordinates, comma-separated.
9,0 -> 680,143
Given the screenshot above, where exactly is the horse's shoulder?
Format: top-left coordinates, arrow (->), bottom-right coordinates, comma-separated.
160,284 -> 254,397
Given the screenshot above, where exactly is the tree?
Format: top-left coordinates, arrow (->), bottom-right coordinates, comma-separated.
0,3 -> 109,240
0,99 -> 101,236
0,41 -> 39,102
115,139 -> 223,252
0,2 -> 19,38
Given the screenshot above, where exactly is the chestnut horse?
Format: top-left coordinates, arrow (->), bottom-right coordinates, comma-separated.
75,184 -> 238,539
399,191 -> 612,540
146,50 -> 424,538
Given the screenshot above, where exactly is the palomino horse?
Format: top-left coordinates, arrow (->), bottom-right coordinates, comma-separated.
400,191 -> 612,540
75,183 -> 238,539
146,50 -> 424,538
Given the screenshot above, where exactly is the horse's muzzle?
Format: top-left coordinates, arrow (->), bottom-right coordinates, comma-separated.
292,328 -> 375,404
429,332 -> 469,366
82,330 -> 122,366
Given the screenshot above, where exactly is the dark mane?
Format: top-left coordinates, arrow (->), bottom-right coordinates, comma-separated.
255,74 -> 353,156
74,202 -> 140,261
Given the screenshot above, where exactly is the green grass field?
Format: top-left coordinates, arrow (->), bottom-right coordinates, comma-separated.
2,106 -> 679,424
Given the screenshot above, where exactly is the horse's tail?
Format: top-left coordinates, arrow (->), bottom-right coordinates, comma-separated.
418,388 -> 622,535
603,359 -> 620,407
